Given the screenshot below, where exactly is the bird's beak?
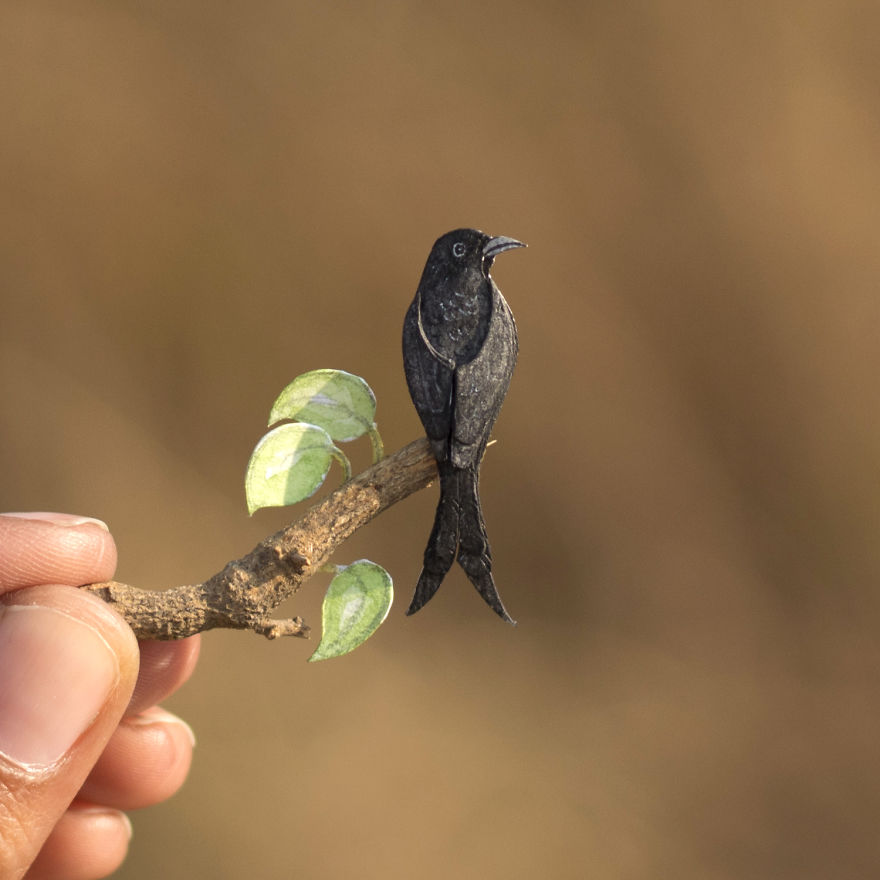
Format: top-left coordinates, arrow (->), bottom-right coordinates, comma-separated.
483,235 -> 526,261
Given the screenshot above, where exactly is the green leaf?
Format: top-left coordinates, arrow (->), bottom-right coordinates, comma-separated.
269,369 -> 377,443
309,560 -> 393,662
245,423 -> 334,514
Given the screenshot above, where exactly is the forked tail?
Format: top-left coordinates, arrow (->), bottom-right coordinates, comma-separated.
406,459 -> 459,615
406,461 -> 516,624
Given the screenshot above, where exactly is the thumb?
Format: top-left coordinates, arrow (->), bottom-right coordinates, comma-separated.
0,585 -> 138,878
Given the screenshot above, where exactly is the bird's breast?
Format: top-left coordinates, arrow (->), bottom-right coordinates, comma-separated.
420,283 -> 492,365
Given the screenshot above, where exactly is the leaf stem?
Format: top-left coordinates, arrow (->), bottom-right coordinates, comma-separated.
330,445 -> 352,482
368,424 -> 385,462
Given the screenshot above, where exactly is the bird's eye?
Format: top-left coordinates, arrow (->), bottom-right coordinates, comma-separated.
452,242 -> 466,258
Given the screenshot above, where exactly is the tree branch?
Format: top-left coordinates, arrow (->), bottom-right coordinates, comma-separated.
83,438 -> 437,640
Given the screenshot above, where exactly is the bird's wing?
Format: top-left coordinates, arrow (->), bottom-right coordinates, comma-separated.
451,289 -> 518,467
403,298 -> 454,455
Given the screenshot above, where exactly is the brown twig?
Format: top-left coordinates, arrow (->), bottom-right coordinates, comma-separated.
83,438 -> 437,640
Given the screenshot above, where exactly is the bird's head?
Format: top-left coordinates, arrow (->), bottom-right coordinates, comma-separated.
425,228 -> 526,282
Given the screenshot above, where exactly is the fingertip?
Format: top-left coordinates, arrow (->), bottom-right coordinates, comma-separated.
80,706 -> 196,809
138,705 -> 196,748
0,512 -> 109,531
128,635 -> 201,715
4,584 -> 140,674
25,806 -> 132,880
0,514 -> 118,591
0,585 -> 139,877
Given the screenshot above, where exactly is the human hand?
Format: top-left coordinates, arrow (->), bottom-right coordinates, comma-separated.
0,512 -> 200,879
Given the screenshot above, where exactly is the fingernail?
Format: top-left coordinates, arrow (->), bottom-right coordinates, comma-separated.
0,512 -> 109,531
130,706 -> 197,748
116,810 -> 133,841
74,807 -> 133,841
0,606 -> 119,767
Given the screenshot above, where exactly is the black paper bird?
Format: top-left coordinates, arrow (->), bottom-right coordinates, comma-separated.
402,228 -> 524,623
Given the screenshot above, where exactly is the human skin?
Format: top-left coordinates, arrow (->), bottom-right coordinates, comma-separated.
0,512 -> 200,880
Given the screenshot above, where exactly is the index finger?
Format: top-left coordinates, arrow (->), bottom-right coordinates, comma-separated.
0,513 -> 117,592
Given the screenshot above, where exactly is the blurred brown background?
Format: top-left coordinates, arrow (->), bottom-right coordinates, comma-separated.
2,1 -> 879,877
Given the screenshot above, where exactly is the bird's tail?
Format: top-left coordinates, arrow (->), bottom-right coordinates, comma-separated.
406,461 -> 516,625
456,465 -> 516,625
406,459 -> 460,616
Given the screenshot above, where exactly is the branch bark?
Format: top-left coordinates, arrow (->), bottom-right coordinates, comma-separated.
83,438 -> 437,640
